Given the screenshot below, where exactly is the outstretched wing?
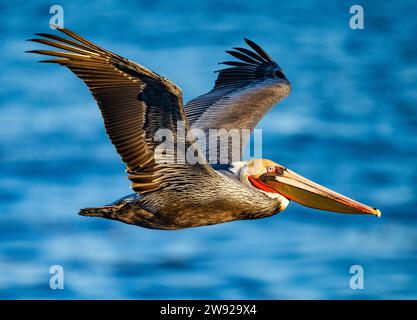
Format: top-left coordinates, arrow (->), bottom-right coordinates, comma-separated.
185,39 -> 291,165
28,28 -> 215,194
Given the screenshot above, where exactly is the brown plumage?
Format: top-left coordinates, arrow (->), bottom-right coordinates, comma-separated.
28,28 -> 380,230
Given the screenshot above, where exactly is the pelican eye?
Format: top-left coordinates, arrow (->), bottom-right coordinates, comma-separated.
266,165 -> 276,173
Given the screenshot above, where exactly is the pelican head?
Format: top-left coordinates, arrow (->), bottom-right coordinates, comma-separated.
238,159 -> 381,217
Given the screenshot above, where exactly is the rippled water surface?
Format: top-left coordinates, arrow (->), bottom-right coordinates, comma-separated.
0,0 -> 416,299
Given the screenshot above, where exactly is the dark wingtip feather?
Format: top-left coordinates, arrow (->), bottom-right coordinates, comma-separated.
244,38 -> 272,62
34,33 -> 54,38
233,46 -> 268,64
219,61 -> 252,67
214,38 -> 276,82
225,50 -> 259,65
28,38 -> 42,42
27,38 -> 48,44
38,59 -> 60,63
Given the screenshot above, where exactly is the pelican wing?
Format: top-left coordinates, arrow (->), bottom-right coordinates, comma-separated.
185,39 -> 290,165
28,28 -> 215,194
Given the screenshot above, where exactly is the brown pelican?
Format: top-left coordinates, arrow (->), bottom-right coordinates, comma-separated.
28,28 -> 381,230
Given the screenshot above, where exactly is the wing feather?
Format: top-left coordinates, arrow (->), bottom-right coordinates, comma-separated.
185,39 -> 291,165
28,27 -> 215,194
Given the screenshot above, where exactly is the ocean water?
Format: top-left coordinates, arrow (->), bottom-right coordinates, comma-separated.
0,0 -> 416,299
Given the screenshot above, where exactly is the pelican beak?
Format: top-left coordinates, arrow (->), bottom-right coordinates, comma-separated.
259,167 -> 381,217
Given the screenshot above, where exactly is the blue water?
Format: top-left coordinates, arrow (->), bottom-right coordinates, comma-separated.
0,0 -> 416,299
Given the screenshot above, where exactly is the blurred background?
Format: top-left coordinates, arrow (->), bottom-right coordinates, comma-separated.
0,0 -> 416,299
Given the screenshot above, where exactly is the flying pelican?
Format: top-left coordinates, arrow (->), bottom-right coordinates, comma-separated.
28,28 -> 381,230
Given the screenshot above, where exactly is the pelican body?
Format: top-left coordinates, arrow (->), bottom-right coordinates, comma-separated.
29,28 -> 381,230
